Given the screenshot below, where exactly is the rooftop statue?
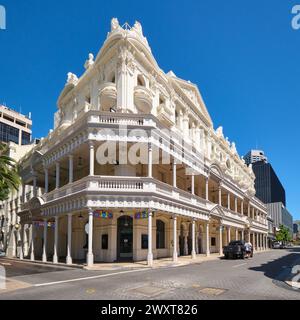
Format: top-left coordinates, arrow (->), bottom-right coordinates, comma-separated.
111,18 -> 120,31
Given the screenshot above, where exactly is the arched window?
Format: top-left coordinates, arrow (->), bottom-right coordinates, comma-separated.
156,219 -> 165,249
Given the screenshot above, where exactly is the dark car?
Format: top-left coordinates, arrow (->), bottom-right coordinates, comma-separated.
223,240 -> 251,259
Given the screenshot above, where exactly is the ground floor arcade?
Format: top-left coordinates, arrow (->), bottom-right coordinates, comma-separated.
12,208 -> 269,266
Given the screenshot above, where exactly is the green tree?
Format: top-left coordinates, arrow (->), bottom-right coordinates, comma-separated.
275,224 -> 292,243
0,143 -> 21,201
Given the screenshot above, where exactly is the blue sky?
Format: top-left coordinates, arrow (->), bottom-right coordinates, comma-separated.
0,0 -> 299,219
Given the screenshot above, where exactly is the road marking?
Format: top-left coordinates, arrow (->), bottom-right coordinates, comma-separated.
34,268 -> 147,287
232,263 -> 247,268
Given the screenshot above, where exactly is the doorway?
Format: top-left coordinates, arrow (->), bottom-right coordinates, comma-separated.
117,216 -> 133,261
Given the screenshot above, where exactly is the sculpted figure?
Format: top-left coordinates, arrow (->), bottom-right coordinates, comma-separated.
111,18 -> 120,31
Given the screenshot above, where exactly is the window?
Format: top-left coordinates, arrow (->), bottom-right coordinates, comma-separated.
141,234 -> 148,249
211,237 -> 216,246
137,75 -> 145,87
21,131 -> 31,145
102,234 -> 108,250
0,122 -> 19,144
156,220 -> 165,249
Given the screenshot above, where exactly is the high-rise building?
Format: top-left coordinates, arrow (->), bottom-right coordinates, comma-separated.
244,150 -> 267,165
0,104 -> 32,145
251,160 -> 286,206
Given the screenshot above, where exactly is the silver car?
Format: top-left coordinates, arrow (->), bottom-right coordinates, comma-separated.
273,242 -> 281,249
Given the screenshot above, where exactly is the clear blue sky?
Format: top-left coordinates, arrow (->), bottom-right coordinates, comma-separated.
0,1 -> 299,219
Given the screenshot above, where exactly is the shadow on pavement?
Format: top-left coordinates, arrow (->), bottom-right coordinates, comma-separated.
249,248 -> 300,282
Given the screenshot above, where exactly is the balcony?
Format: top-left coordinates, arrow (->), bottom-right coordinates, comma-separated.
99,82 -> 117,111
134,86 -> 152,113
157,103 -> 174,127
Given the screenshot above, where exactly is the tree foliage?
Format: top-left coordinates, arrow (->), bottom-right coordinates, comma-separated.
0,143 -> 21,201
275,224 -> 292,242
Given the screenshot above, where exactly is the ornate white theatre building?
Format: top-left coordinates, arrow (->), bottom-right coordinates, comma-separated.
17,19 -> 268,267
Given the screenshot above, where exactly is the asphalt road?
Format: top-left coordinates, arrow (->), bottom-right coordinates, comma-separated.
0,248 -> 300,300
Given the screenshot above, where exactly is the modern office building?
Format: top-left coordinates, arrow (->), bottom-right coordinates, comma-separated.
251,160 -> 286,207
12,19 -> 268,266
267,202 -> 293,236
0,105 -> 32,145
244,150 -> 267,166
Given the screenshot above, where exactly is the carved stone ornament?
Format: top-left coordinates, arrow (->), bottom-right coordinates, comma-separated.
111,18 -> 120,31
84,53 -> 94,70
66,72 -> 78,86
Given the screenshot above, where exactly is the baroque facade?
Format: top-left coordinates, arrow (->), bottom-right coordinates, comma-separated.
14,19 -> 268,266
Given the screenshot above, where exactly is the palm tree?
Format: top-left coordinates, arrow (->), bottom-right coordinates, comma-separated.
0,143 -> 21,201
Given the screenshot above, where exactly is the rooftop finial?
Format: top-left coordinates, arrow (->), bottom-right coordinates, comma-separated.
111,18 -> 120,31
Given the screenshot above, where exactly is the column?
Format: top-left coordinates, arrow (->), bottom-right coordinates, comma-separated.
23,224 -> 28,257
191,173 -> 195,195
87,209 -> 94,266
252,207 -> 255,219
69,155 -> 74,184
42,219 -> 47,262
248,204 -> 251,217
33,176 -> 37,197
234,197 -> 238,213
227,193 -> 230,210
148,144 -> 152,178
253,233 -> 256,251
191,219 -> 196,259
53,216 -> 58,264
147,211 -> 153,266
172,160 -> 177,188
44,168 -> 48,193
172,215 -> 177,262
235,228 -> 238,240
218,185 -> 222,206
205,177 -> 209,201
89,142 -> 95,176
21,183 -> 26,204
205,222 -> 210,256
227,226 -> 231,244
219,225 -> 223,255
184,233 -> 188,255
30,223 -> 35,261
66,214 -> 72,265
241,229 -> 245,241
241,201 -> 244,215
55,162 -> 60,189
247,230 -> 250,243
19,224 -> 23,260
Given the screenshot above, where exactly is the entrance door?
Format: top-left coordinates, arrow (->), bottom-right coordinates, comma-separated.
117,216 -> 133,261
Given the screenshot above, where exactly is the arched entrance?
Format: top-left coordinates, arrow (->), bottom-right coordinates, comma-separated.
117,216 -> 133,261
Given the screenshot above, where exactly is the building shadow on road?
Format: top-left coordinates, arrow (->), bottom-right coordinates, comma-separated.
249,249 -> 300,282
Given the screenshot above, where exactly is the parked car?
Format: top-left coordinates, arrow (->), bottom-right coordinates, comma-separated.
223,240 -> 251,259
272,241 -> 281,249
0,249 -> 5,257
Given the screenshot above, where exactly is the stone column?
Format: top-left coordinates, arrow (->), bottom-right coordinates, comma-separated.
19,224 -> 23,260
235,228 -> 238,240
148,144 -> 152,178
227,226 -> 231,244
89,143 -> 95,176
44,168 -> 49,193
184,233 -> 188,256
69,155 -> 74,184
53,216 -> 58,264
241,229 -> 245,241
227,193 -> 230,210
33,176 -> 37,198
205,177 -> 209,201
55,162 -> 60,189
205,222 -> 210,256
173,160 -> 177,188
253,233 -> 256,251
191,220 -> 196,259
241,201 -> 244,215
248,204 -> 251,217
147,211 -> 153,266
66,213 -> 72,265
234,197 -> 238,213
219,225 -> 223,255
218,185 -> 222,206
172,215 -> 177,262
30,223 -> 35,261
42,219 -> 47,262
191,174 -> 195,195
87,209 -> 94,267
